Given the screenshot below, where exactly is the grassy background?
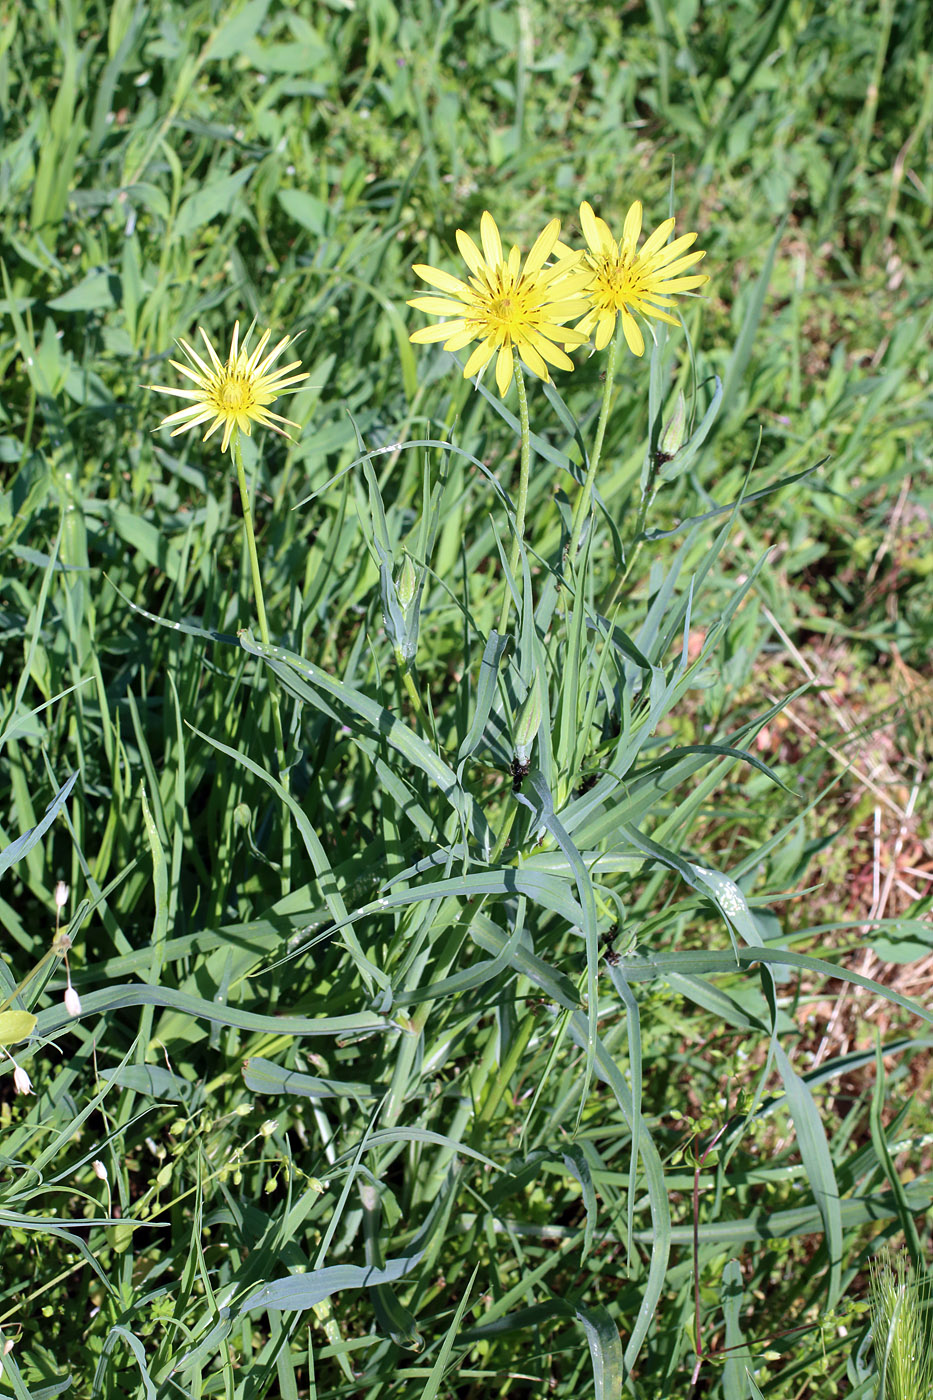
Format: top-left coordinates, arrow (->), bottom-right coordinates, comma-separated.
1,1 -> 932,1396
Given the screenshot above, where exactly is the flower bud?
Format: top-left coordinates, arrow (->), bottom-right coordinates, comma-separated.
396,553 -> 417,612
64,985 -> 82,1018
92,1159 -> 108,1181
659,389 -> 687,460
513,678 -> 542,767
13,1065 -> 33,1096
54,881 -> 69,910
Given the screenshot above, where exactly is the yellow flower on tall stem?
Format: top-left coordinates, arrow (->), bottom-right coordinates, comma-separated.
575,200 -> 709,356
149,321 -> 309,849
565,200 -> 709,569
149,321 -> 309,454
408,212 -> 591,397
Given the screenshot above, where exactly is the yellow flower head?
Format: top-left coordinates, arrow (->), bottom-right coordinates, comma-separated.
408,212 -> 592,397
149,322 -> 309,454
575,201 -> 709,356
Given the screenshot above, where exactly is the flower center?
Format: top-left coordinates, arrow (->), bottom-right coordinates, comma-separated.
603,261 -> 633,294
219,377 -> 251,412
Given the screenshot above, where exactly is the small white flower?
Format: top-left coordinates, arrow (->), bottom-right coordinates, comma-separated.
13,1065 -> 33,1096
54,881 -> 70,910
64,985 -> 82,1017
92,1159 -> 108,1181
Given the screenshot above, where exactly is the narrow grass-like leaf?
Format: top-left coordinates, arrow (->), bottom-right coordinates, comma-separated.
0,770 -> 78,878
642,461 -> 826,541
243,1057 -> 378,1103
614,947 -> 933,1027
869,1038 -> 924,1268
417,1263 -> 480,1400
717,217 -> 787,428
628,1184 -> 932,1246
456,630 -> 508,771
190,724 -> 384,992
561,1144 -> 597,1261
240,632 -> 491,848
772,1041 -> 843,1303
516,770 -> 599,1116
574,1302 -> 626,1400
35,984 -> 396,1040
93,1325 -> 158,1400
241,1254 -> 424,1314
721,1258 -> 751,1400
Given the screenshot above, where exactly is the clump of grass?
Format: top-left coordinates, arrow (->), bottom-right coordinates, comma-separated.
869,1254 -> 933,1400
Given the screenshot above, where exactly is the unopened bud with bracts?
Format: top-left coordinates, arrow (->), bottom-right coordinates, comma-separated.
396,553 -> 417,613
511,678 -> 542,791
658,389 -> 687,462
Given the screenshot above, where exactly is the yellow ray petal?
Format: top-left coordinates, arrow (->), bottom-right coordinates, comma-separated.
494,344 -> 514,396
523,218 -> 560,278
594,312 -> 616,351
480,212 -> 503,269
408,295 -> 470,316
199,326 -> 224,372
455,230 -> 485,276
620,306 -> 645,356
464,338 -> 497,379
516,337 -> 549,381
413,264 -> 474,298
409,322 -> 459,344
620,202 -> 644,260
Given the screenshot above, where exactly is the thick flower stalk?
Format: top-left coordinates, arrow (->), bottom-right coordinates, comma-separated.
574,200 -> 709,356
149,321 -> 309,454
408,212 -> 591,397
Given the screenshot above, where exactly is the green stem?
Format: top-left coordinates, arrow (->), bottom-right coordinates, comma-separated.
231,430 -> 289,881
600,458 -> 661,614
496,350 -> 532,638
399,660 -> 435,742
490,351 -> 533,862
475,1005 -> 537,1126
232,430 -> 274,653
566,314 -> 623,566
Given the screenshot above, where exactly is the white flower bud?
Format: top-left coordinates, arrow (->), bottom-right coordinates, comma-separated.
54,881 -> 70,910
64,985 -> 82,1018
92,1159 -> 108,1180
13,1065 -> 33,1096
